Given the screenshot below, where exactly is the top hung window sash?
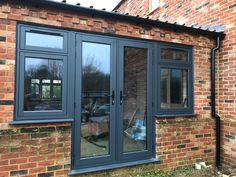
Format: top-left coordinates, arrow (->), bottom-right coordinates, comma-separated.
20,25 -> 68,53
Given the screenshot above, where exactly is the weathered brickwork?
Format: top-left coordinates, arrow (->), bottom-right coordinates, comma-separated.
156,118 -> 215,169
115,0 -> 149,17
116,0 -> 236,168
0,124 -> 71,177
0,1 -> 222,176
222,121 -> 236,167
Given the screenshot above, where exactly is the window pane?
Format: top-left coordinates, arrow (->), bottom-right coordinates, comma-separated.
161,78 -> 167,103
24,57 -> 63,111
30,82 -> 39,96
26,32 -> 63,49
42,79 -> 51,83
160,68 -> 188,108
81,42 -> 111,158
42,85 -> 51,99
53,80 -> 61,84
53,85 -> 61,99
161,48 -> 188,61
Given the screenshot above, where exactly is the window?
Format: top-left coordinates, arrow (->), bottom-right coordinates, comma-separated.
20,25 -> 68,53
26,31 -> 64,49
15,24 -> 72,121
24,57 -> 63,111
157,45 -> 193,115
160,47 -> 188,61
149,0 -> 160,13
160,68 -> 188,108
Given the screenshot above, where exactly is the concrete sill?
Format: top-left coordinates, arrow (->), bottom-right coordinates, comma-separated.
69,158 -> 161,175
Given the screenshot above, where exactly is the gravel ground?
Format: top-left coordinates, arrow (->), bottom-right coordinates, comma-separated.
133,165 -> 236,177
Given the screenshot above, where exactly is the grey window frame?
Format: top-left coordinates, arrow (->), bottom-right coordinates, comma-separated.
14,24 -> 74,122
20,25 -> 68,53
155,43 -> 194,116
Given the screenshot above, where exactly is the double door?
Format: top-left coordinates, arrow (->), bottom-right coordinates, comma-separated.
73,34 -> 154,170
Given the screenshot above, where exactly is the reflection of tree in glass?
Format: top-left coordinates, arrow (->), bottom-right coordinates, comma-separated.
26,60 -> 62,80
82,56 -> 110,92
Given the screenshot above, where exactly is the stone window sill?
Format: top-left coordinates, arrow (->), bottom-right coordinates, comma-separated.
69,158 -> 161,175
155,113 -> 198,118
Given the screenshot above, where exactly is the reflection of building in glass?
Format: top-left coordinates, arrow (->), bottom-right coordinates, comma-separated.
123,47 -> 147,152
24,58 -> 63,111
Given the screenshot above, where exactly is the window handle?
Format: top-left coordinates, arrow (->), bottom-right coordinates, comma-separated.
120,91 -> 126,105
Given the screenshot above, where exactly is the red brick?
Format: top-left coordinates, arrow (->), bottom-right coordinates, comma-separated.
21,175 -> 37,177
0,172 -> 9,177
0,160 -> 8,166
19,163 -> 37,169
1,153 -> 19,159
0,165 -> 18,172
29,167 -> 46,174
38,161 -> 54,167
55,169 -> 69,176
29,156 -> 46,162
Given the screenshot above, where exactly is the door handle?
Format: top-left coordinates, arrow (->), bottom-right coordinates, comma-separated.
120,91 -> 126,105
104,90 -> 115,105
111,90 -> 115,105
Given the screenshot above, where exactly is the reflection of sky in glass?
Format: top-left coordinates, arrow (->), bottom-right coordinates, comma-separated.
25,58 -> 43,70
172,69 -> 181,78
26,32 -> 63,49
82,42 -> 110,74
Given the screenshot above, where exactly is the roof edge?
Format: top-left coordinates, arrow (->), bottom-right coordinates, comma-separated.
112,0 -> 126,11
5,0 -> 225,39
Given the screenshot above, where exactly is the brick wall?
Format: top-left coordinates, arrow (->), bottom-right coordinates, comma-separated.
0,124 -> 71,177
115,0 -> 149,17
117,0 -> 236,168
156,118 -> 215,169
0,1 -> 221,176
222,121 -> 236,167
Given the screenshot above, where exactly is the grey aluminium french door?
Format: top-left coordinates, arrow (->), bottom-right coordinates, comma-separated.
73,33 -> 154,170
117,40 -> 154,161
73,34 -> 117,168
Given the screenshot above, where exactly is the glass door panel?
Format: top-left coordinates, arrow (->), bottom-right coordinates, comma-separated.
123,47 -> 148,153
74,35 -> 153,170
81,42 -> 111,158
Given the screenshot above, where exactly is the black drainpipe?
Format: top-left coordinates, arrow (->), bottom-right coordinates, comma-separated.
210,36 -> 221,168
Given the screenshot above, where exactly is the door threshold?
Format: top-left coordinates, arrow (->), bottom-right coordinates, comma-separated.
69,158 -> 161,175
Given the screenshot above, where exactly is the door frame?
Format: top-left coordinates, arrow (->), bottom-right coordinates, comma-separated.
72,32 -> 155,170
73,34 -> 117,168
117,40 -> 154,161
